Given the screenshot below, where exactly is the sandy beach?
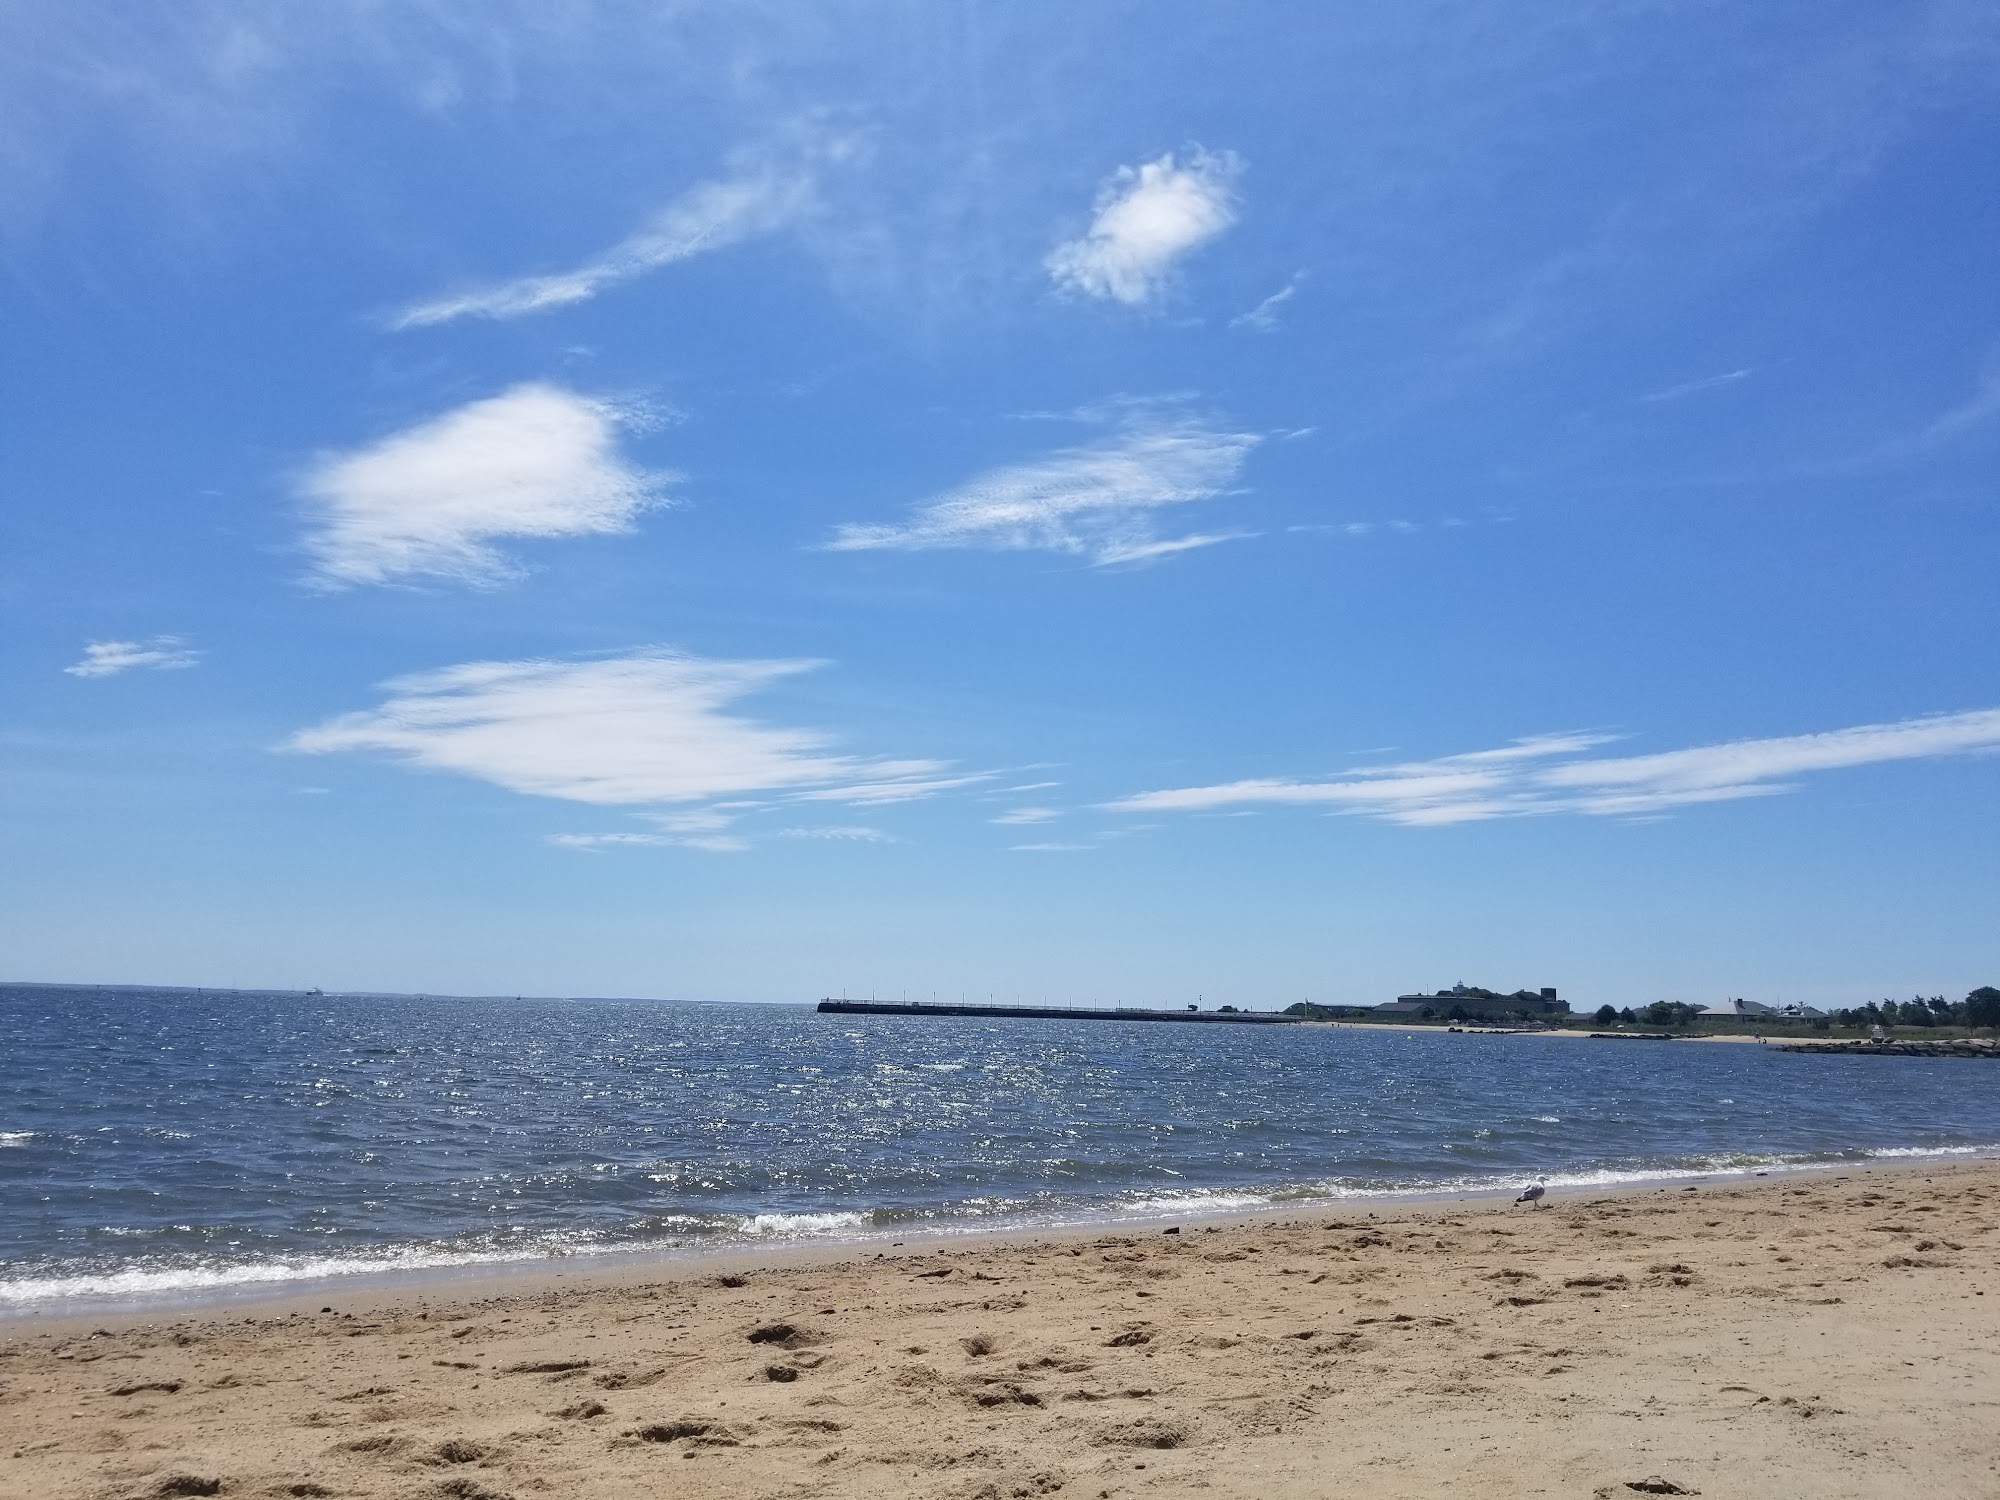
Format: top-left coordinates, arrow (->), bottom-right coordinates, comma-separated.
3,1162 -> 1995,1500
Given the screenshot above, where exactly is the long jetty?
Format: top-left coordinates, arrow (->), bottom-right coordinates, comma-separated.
815,999 -> 1301,1025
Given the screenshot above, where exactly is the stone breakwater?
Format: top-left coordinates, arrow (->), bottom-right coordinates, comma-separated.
1777,1039 -> 1999,1058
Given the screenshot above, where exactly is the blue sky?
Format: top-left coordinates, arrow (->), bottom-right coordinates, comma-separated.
4,2 -> 1997,1008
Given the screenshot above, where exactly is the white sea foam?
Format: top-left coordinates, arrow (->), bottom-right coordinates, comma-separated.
4,1141 -> 1992,1312
1089,1143 -> 2000,1224
0,1244 -> 562,1308
740,1210 -> 872,1237
0,1132 -> 34,1147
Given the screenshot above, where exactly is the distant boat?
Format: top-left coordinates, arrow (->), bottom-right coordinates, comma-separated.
306,987 -> 325,998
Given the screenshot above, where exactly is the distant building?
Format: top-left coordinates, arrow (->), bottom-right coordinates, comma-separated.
1701,997 -> 1775,1018
1700,998 -> 1826,1020
1374,984 -> 1569,1019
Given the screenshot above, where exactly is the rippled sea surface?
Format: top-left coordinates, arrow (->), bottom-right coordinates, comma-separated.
3,986 -> 1995,1310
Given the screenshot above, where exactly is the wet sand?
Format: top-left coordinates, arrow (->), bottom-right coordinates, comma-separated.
3,1162 -> 1996,1500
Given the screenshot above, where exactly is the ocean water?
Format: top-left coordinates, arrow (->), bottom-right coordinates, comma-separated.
3,985 -> 1995,1312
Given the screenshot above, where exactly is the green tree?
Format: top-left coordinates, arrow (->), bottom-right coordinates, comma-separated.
1966,987 -> 2000,1033
1594,1004 -> 1618,1025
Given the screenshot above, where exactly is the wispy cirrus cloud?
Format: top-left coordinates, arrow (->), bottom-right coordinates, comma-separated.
990,806 -> 1060,825
1231,272 -> 1304,332
286,649 -> 955,814
827,410 -> 1261,566
1915,361 -> 2000,447
389,145 -> 822,328
1107,709 -> 2000,826
299,383 -> 665,589
64,636 -> 200,678
549,830 -> 750,855
788,773 -> 994,806
1046,149 -> 1242,307
1640,367 -> 1754,403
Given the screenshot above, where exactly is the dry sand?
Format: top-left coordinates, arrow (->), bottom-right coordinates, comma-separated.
4,1162 -> 1997,1500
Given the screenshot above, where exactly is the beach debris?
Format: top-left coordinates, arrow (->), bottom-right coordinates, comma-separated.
592,1367 -> 667,1389
1094,1416 -> 1188,1449
764,1364 -> 799,1382
629,1418 -> 738,1447
555,1399 -> 608,1419
108,1379 -> 183,1397
152,1479 -> 222,1498
959,1376 -> 1044,1407
1102,1329 -> 1150,1348
960,1334 -> 999,1357
499,1358 -> 589,1375
748,1322 -> 812,1348
435,1479 -> 514,1500
334,1435 -> 403,1455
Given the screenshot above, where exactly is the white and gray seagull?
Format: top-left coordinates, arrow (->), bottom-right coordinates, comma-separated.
1515,1182 -> 1547,1208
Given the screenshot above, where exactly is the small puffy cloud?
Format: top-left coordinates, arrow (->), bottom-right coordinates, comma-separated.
65,636 -> 200,678
1107,709 -> 2000,826
390,151 -> 817,328
1046,149 -> 1242,306
778,825 -> 896,842
299,383 -> 664,589
286,648 -> 955,809
827,412 -> 1260,566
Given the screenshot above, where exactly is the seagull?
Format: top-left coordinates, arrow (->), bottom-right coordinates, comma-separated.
1515,1182 -> 1547,1208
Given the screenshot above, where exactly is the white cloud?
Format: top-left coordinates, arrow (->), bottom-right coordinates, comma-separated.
286,648 -> 955,809
1917,366 -> 2000,446
64,636 -> 200,678
827,413 -> 1260,566
778,825 -> 896,842
1106,710 -> 2000,826
1095,531 -> 1255,566
788,774 -> 993,806
1640,368 -> 1754,403
1230,273 -> 1304,332
390,152 -> 817,328
551,830 -> 750,854
1011,841 -> 1092,853
299,383 -> 664,589
990,807 -> 1059,825
1047,149 -> 1242,306
646,807 -> 749,835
